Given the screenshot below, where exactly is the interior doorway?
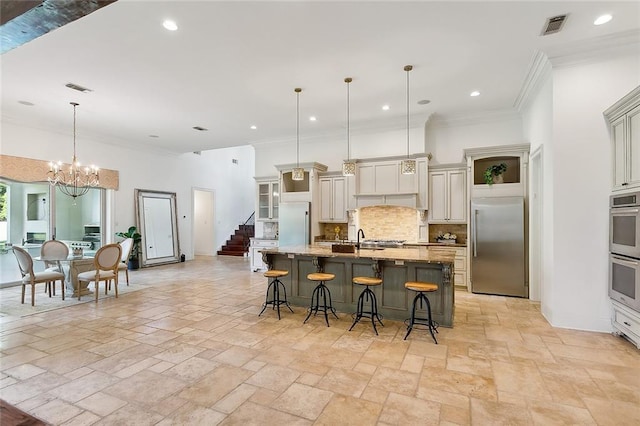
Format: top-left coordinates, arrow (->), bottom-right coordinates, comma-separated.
529,147 -> 543,302
193,188 -> 215,256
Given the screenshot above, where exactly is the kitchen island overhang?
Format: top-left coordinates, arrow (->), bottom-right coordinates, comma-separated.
260,246 -> 455,327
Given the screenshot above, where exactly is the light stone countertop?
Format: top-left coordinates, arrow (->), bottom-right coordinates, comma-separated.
261,245 -> 456,264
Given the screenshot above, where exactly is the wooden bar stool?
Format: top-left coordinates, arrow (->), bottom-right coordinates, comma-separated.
259,269 -> 293,319
404,281 -> 439,343
304,272 -> 338,326
349,276 -> 384,335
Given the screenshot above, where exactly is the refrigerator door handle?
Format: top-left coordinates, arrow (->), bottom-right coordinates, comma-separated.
473,209 -> 478,257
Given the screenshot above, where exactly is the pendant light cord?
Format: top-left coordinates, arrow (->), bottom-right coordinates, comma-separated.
71,102 -> 79,163
296,88 -> 300,167
346,77 -> 351,160
406,66 -> 410,159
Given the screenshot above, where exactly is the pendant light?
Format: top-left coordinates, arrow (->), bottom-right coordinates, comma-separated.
342,77 -> 356,176
400,65 -> 416,175
47,102 -> 100,198
292,87 -> 304,181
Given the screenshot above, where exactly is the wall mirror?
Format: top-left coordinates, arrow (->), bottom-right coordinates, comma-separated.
135,189 -> 180,267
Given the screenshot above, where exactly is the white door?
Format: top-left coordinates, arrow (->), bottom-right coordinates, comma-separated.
193,189 -> 215,256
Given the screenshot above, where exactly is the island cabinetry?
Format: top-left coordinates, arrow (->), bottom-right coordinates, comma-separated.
255,177 -> 279,221
354,156 -> 428,209
604,86 -> 640,191
263,246 -> 453,326
428,165 -> 467,223
319,174 -> 347,222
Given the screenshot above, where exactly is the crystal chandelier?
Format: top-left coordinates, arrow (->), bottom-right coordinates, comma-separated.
292,88 -> 305,181
401,65 -> 416,175
48,102 -> 99,198
342,77 -> 356,176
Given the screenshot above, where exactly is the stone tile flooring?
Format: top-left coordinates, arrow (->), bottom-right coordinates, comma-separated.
1,256 -> 638,425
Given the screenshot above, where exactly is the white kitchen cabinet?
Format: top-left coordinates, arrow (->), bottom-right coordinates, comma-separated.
605,86 -> 640,191
428,245 -> 468,288
428,166 -> 467,223
319,176 -> 347,222
250,238 -> 278,271
255,178 -> 279,221
611,299 -> 640,349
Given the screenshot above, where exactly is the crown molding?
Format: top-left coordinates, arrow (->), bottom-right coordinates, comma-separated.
546,29 -> 640,68
513,50 -> 552,113
427,109 -> 521,129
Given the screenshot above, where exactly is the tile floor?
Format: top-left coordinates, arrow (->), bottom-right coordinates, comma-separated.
1,256 -> 639,425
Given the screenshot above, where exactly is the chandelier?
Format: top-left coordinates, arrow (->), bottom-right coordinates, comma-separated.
48,102 -> 99,198
401,65 -> 416,175
292,88 -> 305,181
342,77 -> 356,176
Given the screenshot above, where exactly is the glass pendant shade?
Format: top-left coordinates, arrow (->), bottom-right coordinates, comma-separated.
342,160 -> 356,176
401,159 -> 416,175
292,167 -> 305,181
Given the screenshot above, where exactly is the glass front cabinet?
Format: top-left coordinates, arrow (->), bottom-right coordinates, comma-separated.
256,178 -> 279,221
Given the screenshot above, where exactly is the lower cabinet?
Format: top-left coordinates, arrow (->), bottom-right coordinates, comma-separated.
250,239 -> 278,271
453,247 -> 467,288
611,300 -> 640,349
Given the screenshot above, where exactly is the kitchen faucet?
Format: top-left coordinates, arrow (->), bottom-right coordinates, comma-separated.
356,229 -> 365,250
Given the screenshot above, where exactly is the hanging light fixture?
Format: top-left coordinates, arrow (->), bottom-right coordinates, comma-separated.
47,102 -> 99,198
342,77 -> 356,176
401,65 -> 416,175
292,87 -> 305,181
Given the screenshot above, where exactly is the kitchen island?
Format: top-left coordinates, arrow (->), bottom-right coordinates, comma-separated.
260,245 -> 455,327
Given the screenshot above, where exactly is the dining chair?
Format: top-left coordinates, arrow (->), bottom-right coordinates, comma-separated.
117,238 -> 133,286
13,246 -> 66,306
77,243 -> 122,302
41,239 -> 69,296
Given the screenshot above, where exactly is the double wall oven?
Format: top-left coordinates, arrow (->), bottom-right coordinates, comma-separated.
610,191 -> 640,312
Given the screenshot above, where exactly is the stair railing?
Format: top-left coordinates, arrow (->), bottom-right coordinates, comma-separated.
242,212 -> 255,251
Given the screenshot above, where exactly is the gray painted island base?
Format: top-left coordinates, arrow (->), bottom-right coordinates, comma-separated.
262,246 -> 454,327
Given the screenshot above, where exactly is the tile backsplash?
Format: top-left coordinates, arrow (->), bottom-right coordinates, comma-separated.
429,223 -> 467,244
358,206 -> 419,242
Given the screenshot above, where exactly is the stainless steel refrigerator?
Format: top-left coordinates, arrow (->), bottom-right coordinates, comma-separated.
278,202 -> 310,247
471,197 -> 527,297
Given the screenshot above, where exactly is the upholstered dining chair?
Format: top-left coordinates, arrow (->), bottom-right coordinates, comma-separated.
117,238 -> 133,286
77,243 -> 122,302
13,246 -> 66,306
41,239 -> 69,296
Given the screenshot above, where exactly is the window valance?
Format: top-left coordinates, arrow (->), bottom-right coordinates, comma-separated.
0,154 -> 119,190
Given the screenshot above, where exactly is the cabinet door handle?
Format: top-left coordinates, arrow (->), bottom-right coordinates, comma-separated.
623,321 -> 632,327
622,182 -> 629,186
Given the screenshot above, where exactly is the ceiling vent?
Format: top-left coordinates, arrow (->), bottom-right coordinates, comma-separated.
541,14 -> 568,36
192,126 -> 208,131
65,82 -> 92,93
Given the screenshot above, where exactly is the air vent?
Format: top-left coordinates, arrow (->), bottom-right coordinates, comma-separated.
192,126 -> 208,131
193,151 -> 202,155
232,159 -> 238,164
65,82 -> 92,93
541,14 -> 568,36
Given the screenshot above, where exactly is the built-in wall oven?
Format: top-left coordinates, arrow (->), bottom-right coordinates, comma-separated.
610,191 -> 640,311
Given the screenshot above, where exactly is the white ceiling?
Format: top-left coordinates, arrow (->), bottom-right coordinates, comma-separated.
1,1 -> 639,155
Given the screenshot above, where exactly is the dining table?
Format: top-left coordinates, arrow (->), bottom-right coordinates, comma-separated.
35,254 -> 96,297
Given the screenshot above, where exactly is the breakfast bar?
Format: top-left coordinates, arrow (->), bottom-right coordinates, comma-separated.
261,246 -> 456,327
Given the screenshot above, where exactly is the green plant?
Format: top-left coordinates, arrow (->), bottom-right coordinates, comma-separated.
484,163 -> 507,185
116,226 -> 142,260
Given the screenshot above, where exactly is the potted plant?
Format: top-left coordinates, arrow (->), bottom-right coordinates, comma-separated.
484,163 -> 507,185
116,226 -> 142,270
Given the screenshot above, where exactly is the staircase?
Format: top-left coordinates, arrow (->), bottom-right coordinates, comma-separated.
217,224 -> 254,257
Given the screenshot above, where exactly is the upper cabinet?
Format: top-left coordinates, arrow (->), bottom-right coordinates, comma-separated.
605,86 -> 640,192
354,156 -> 429,209
319,175 -> 347,222
429,165 -> 467,223
275,162 -> 328,202
465,145 -> 530,199
255,177 -> 279,221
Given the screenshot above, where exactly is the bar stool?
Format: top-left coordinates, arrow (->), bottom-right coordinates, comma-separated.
349,276 -> 384,335
403,281 -> 439,343
304,272 -> 338,326
258,269 -> 293,320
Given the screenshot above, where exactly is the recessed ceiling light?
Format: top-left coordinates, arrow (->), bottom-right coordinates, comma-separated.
309,116 -> 317,121
163,20 -> 178,31
382,105 -> 390,111
470,91 -> 480,97
417,99 -> 431,105
250,125 -> 257,130
149,134 -> 159,138
594,14 -> 612,25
